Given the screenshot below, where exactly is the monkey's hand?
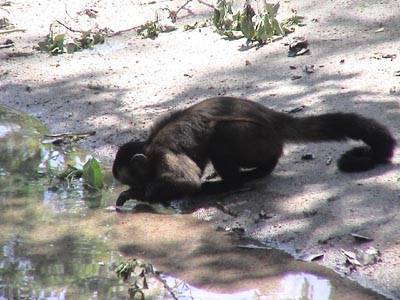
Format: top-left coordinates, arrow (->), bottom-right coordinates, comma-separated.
116,188 -> 145,207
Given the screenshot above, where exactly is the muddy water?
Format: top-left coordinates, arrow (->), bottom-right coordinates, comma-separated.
0,105 -> 388,300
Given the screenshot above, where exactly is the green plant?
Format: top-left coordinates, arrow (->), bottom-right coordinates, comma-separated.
281,8 -> 305,27
137,22 -> 161,39
38,21 -> 105,55
82,157 -> 104,190
213,0 -> 292,44
53,157 -> 104,190
115,259 -> 178,300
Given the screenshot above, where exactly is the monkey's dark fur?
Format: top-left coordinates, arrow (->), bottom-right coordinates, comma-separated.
113,97 -> 396,206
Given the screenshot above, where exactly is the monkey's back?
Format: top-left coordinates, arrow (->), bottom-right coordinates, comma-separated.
186,96 -> 283,122
144,97 -> 287,168
148,97 -> 283,143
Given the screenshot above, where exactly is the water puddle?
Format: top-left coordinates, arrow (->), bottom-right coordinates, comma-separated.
123,271 -> 333,300
0,105 -> 389,300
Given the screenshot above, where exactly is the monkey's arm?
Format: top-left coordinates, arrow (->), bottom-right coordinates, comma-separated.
116,188 -> 145,207
115,152 -> 204,205
143,152 -> 203,203
144,177 -> 200,202
116,178 -> 200,206
201,180 -> 234,194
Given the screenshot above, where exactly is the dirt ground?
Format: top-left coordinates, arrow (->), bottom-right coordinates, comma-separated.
1,0 -> 400,298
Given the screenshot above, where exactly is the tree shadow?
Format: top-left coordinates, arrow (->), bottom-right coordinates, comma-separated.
1,1 -> 400,297
114,212 -> 385,299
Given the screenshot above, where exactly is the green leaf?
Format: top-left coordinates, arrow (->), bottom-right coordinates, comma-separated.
45,34 -> 65,55
213,8 -> 222,28
240,16 -> 254,39
66,43 -> 78,54
213,0 -> 226,28
92,33 -> 105,45
82,158 -> 104,189
265,2 -> 280,17
255,17 -> 269,43
53,34 -> 65,46
213,1 -> 287,44
137,22 -> 160,39
239,4 -> 255,39
272,18 -> 285,36
38,41 -> 49,52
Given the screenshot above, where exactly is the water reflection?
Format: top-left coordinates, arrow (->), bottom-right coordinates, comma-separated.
0,105 -> 125,300
118,272 -> 330,300
190,272 -> 329,300
279,273 -> 331,300
0,219 -> 125,300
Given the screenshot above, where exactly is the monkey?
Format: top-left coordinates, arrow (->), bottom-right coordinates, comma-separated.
113,96 -> 396,207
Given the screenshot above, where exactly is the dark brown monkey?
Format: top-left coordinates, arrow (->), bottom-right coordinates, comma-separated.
113,97 -> 396,206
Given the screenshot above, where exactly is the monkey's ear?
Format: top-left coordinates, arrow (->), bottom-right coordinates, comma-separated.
130,154 -> 149,170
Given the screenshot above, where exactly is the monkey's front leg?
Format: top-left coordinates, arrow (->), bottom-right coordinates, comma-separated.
144,177 -> 201,203
141,153 -> 203,203
116,188 -> 145,207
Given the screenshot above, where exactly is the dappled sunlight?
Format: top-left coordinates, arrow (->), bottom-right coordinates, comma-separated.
1,0 -> 399,298
0,102 -> 389,299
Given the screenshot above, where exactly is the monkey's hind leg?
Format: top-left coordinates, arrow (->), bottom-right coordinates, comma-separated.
238,158 -> 279,182
205,121 -> 282,194
201,156 -> 275,194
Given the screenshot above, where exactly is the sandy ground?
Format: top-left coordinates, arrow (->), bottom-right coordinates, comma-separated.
1,0 -> 400,298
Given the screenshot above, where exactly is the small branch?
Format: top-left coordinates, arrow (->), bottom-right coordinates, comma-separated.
43,131 -> 96,139
176,0 -> 214,16
109,0 -> 214,36
55,20 -> 81,33
175,0 -> 192,15
151,272 -> 179,300
107,25 -> 141,37
0,1 -> 12,6
0,28 -> 26,34
0,43 -> 12,49
197,0 -> 214,9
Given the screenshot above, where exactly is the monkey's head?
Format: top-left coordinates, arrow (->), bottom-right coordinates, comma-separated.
112,141 -> 152,190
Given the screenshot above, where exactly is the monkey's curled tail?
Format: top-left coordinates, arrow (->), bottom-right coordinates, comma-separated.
282,113 -> 396,172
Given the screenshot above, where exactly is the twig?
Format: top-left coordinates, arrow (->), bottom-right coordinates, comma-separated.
55,20 -> 81,33
43,131 -> 96,138
176,0 -> 214,16
175,0 -> 192,15
107,25 -> 142,37
0,28 -> 26,34
0,1 -> 11,6
0,43 -> 12,49
197,0 -> 214,8
64,2 -> 74,20
110,0 -> 214,36
151,272 -> 179,300
42,131 -> 96,145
